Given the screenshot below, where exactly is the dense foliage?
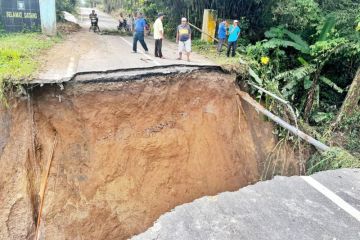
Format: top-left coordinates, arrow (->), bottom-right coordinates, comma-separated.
84,0 -> 102,8
56,0 -> 78,20
102,0 -> 276,40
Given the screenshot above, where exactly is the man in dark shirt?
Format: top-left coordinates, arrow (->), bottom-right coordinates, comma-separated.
176,17 -> 192,62
132,13 -> 149,53
89,9 -> 98,25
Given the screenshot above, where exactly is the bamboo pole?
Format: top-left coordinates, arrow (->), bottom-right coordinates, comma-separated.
188,22 -> 228,47
237,90 -> 330,152
247,82 -> 299,130
35,134 -> 58,240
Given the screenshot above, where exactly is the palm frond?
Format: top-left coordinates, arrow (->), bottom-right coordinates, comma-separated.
284,29 -> 310,53
282,78 -> 300,98
274,65 -> 316,81
264,27 -> 285,38
318,15 -> 336,42
320,76 -> 344,93
263,38 -> 310,54
249,67 -> 263,85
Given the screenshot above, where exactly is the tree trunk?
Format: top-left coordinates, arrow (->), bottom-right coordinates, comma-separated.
335,67 -> 360,124
304,69 -> 321,121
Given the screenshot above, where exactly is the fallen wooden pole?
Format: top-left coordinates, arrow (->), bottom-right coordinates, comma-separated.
35,134 -> 58,240
237,90 -> 330,152
247,81 -> 299,129
188,22 -> 228,47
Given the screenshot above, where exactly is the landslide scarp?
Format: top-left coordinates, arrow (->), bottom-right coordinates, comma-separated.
0,67 -> 298,240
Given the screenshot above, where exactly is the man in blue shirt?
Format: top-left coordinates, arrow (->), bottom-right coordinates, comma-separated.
217,19 -> 227,54
132,13 -> 149,53
227,20 -> 241,57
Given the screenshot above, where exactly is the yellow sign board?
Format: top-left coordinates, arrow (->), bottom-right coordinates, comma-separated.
201,9 -> 218,42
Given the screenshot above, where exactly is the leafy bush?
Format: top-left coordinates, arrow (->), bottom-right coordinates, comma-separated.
246,14 -> 359,120
272,0 -> 321,33
338,111 -> 360,157
56,0 -> 78,21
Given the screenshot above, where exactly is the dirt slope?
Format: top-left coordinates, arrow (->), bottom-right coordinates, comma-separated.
0,70 -> 298,239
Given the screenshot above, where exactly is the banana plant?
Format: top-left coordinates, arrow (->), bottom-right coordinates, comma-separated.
262,15 -> 347,121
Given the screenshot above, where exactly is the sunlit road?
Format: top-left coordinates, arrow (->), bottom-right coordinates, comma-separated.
36,8 -> 214,82
78,7 -> 119,30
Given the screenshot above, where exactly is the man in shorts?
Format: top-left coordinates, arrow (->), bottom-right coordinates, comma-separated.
176,17 -> 192,62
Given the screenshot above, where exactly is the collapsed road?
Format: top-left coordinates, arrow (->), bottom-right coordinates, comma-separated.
0,65 -> 303,240
1,4 -> 358,240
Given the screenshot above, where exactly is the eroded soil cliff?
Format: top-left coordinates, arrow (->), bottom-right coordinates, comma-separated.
0,69 -> 298,240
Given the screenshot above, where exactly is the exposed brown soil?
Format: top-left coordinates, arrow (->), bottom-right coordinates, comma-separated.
0,70 -> 298,240
57,21 -> 81,35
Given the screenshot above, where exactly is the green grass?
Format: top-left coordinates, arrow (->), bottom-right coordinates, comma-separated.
0,33 -> 60,81
0,33 -> 61,104
192,39 -> 246,65
306,147 -> 360,175
192,39 -> 249,76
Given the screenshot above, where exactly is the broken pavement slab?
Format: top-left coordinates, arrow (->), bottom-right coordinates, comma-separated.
30,65 -> 222,84
132,169 -> 360,240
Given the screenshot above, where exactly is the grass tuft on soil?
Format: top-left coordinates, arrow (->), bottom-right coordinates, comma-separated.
192,39 -> 249,76
306,147 -> 359,175
0,33 -> 61,104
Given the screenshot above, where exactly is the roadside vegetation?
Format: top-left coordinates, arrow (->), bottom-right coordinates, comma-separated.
0,34 -> 61,104
56,0 -> 78,20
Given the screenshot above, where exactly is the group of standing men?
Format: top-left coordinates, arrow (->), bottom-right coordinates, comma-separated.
217,19 -> 241,57
131,12 -> 241,60
132,13 -> 192,62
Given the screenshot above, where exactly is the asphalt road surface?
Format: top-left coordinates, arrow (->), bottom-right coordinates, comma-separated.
132,169 -> 360,240
36,8 -> 214,82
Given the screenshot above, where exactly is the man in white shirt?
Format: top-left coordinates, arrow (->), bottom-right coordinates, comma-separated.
154,13 -> 165,58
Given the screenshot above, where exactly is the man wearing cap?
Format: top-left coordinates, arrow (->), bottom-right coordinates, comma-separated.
227,20 -> 241,57
176,17 -> 192,62
154,13 -> 165,58
132,12 -> 149,53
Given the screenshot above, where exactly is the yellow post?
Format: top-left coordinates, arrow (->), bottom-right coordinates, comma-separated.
201,9 -> 217,42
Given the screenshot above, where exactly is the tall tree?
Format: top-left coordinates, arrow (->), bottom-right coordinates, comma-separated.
335,68 -> 360,124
